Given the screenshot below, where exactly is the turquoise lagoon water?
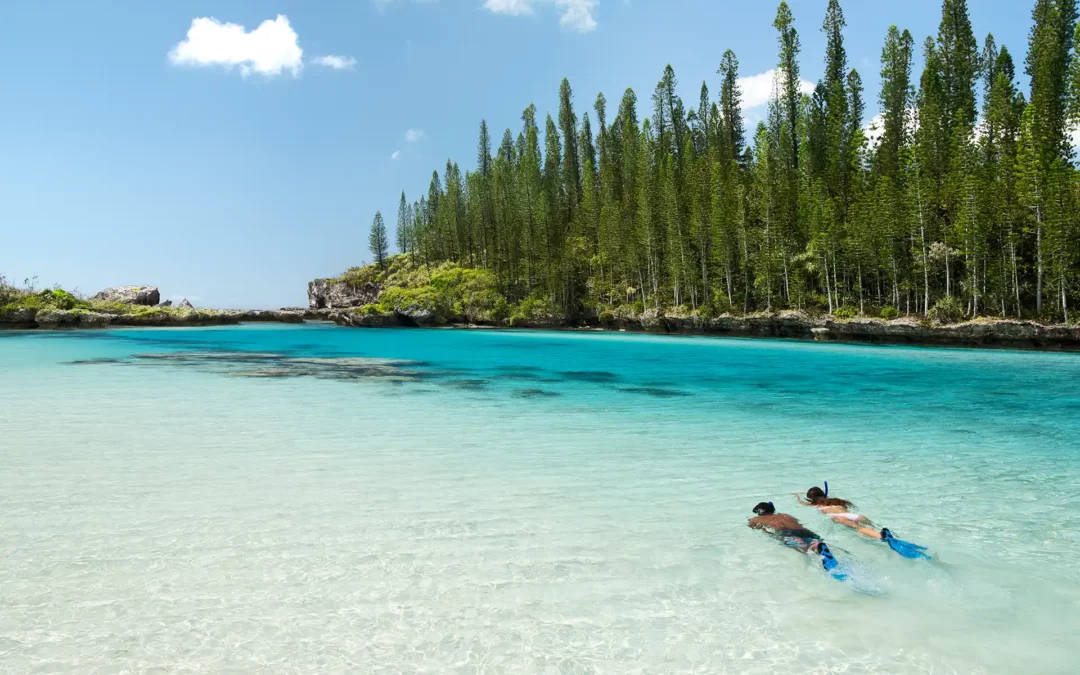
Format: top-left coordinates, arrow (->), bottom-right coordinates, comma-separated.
1,324 -> 1079,674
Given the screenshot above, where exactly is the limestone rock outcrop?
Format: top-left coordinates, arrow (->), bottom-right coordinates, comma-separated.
308,279 -> 380,310
33,309 -> 114,328
92,286 -> 160,306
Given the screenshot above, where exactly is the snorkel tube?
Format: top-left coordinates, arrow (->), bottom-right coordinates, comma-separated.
823,481 -> 829,497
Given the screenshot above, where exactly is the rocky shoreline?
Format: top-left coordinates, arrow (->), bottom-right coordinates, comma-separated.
306,265 -> 1080,351
6,301 -> 1079,351
326,308 -> 1080,351
6,278 -> 1079,351
0,306 -> 329,330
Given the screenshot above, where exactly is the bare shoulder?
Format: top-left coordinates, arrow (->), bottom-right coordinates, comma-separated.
770,514 -> 802,529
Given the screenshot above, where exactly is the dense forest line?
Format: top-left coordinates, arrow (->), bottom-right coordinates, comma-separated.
371,0 -> 1080,323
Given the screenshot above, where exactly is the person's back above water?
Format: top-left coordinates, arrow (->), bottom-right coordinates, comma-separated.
748,501 -> 846,579
748,502 -> 822,553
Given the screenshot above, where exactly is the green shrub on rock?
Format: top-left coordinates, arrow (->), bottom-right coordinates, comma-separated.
833,305 -> 858,320
928,296 -> 964,324
36,289 -> 86,310
880,306 -> 900,320
378,285 -> 443,317
804,293 -> 829,316
509,296 -> 557,327
354,304 -> 385,316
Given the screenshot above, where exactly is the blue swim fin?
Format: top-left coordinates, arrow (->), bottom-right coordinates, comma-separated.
880,528 -> 932,560
818,542 -> 848,581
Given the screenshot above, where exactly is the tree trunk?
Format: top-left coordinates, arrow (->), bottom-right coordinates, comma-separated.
944,244 -> 951,298
858,264 -> 864,315
783,253 -> 791,306
824,256 -> 833,314
701,248 -> 709,308
741,229 -> 751,314
920,225 -> 929,315
726,257 -> 734,309
832,254 -> 840,311
1061,263 -> 1068,324
1036,213 -> 1043,315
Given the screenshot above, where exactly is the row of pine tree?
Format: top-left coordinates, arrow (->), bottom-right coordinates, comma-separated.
373,0 -> 1080,322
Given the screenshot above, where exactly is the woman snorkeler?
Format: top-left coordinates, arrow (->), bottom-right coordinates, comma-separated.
795,484 -> 931,559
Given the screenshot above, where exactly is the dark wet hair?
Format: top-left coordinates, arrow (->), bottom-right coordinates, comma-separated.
806,487 -> 853,508
753,501 -> 775,516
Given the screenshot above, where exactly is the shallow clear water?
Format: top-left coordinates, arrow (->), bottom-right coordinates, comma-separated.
2,324 -> 1079,674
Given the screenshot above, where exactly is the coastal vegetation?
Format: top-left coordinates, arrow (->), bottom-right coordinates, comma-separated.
380,0 -> 1080,325
334,255 -> 521,324
0,276 -> 130,318
0,275 -> 302,328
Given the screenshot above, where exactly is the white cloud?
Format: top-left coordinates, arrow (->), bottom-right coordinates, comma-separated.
484,0 -> 535,15
372,0 -> 441,9
405,128 -> 425,143
556,0 -> 598,32
484,0 -> 599,33
313,55 -> 356,70
169,15 -> 303,78
737,69 -> 815,109
866,108 -> 919,149
391,150 -> 402,160
864,113 -> 884,149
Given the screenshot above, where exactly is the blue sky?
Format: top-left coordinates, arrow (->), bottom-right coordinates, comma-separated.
0,1 -> 1034,308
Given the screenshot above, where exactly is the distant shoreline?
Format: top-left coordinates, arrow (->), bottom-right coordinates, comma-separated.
5,306 -> 1080,352
0,307 -> 314,330
328,310 -> 1080,353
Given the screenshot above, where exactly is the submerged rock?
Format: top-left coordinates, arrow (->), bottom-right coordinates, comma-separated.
617,386 -> 690,398
92,286 -> 160,306
131,351 -> 424,384
513,388 -> 561,398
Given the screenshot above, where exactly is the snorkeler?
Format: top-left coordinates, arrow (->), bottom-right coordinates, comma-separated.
748,502 -> 846,579
796,484 -> 931,560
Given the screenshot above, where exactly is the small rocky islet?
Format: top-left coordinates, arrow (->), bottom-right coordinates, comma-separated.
4,268 -> 1080,350
0,285 -> 315,329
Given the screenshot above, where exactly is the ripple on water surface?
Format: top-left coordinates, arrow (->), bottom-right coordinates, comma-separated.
1,324 -> 1079,674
